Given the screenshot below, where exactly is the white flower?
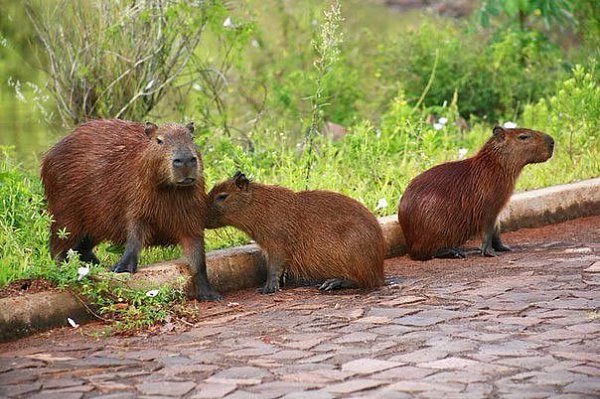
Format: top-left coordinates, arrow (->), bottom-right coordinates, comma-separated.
375,129 -> 381,139
458,148 -> 468,160
66,249 -> 77,260
77,266 -> 89,281
251,39 -> 260,48
192,83 -> 202,91
223,17 -> 234,28
146,289 -> 159,298
438,117 -> 448,125
433,123 -> 444,131
67,318 -> 79,328
503,121 -> 517,129
375,198 -> 388,211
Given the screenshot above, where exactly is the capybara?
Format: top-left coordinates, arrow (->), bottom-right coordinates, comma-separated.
398,126 -> 554,260
41,119 -> 222,300
206,172 -> 386,293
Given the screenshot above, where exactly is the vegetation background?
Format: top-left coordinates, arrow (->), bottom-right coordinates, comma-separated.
0,0 -> 598,329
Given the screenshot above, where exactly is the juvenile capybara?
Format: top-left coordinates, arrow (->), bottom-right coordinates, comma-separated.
398,126 -> 554,260
41,119 -> 222,300
206,172 -> 386,293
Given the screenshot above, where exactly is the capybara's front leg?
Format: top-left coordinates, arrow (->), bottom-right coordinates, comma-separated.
259,254 -> 284,294
181,236 -> 223,301
491,221 -> 511,252
111,222 -> 145,273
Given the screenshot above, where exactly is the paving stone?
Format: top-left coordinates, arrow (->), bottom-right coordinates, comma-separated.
496,355 -> 557,369
584,261 -> 600,272
333,332 -> 377,344
324,379 -> 385,394
206,366 -> 272,385
247,381 -> 321,397
0,382 -> 42,397
388,347 -> 449,363
282,390 -> 334,399
386,380 -> 464,392
225,347 -> 278,357
371,366 -> 435,380
569,365 -> 600,377
341,358 -> 401,375
561,378 -> 600,394
136,381 -> 196,396
191,384 -> 237,399
40,377 -> 85,389
28,393 -> 83,399
270,350 -> 311,360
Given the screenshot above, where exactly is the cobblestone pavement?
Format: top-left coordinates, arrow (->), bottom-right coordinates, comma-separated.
1,216 -> 599,398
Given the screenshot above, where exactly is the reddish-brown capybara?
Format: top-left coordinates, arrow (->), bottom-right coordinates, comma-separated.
41,119 -> 222,300
398,126 -> 554,260
206,172 -> 386,293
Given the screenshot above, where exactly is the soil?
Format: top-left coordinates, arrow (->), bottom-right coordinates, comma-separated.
0,278 -> 56,300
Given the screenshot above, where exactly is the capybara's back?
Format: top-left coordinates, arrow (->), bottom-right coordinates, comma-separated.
206,173 -> 385,293
399,126 -> 554,260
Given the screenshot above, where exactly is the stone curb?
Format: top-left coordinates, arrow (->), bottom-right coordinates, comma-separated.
1,178 -> 599,342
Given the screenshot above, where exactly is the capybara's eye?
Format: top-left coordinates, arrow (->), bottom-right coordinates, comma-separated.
518,134 -> 530,140
156,136 -> 164,144
216,193 -> 229,202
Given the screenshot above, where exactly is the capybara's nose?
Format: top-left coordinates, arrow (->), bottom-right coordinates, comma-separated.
546,136 -> 555,151
173,156 -> 197,168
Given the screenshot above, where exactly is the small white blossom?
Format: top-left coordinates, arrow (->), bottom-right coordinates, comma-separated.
251,39 -> 260,48
192,83 -> 202,91
375,129 -> 381,139
438,117 -> 448,125
375,198 -> 388,211
77,266 -> 89,281
67,318 -> 79,328
223,17 -> 234,28
433,123 -> 444,131
144,79 -> 154,91
458,148 -> 468,160
66,249 -> 77,260
146,289 -> 159,298
503,121 -> 517,129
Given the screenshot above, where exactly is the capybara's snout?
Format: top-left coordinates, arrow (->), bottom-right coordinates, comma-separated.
171,150 -> 199,186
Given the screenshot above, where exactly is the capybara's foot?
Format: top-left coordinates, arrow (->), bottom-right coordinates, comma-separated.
111,260 -> 137,273
259,280 -> 280,294
481,245 -> 497,257
433,248 -> 466,259
196,289 -> 223,301
80,251 -> 100,265
319,278 -> 358,291
493,242 -> 511,252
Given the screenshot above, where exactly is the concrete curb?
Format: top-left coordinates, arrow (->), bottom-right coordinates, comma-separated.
1,178 -> 599,342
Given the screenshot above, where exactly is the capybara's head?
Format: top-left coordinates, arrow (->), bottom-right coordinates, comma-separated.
143,121 -> 201,187
206,172 -> 253,229
489,126 -> 554,166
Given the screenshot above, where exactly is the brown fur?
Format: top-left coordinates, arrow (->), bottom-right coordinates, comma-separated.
398,126 -> 554,260
206,173 -> 386,292
41,119 -> 221,300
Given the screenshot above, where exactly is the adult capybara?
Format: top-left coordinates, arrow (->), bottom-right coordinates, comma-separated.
41,119 -> 222,300
398,126 -> 554,260
206,172 -> 386,293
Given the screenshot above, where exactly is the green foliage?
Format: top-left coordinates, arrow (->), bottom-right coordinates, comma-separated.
479,0 -> 576,30
25,0 -> 216,125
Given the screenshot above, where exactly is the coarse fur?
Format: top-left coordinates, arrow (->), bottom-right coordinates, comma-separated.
398,126 -> 554,260
41,119 -> 221,300
206,173 -> 386,293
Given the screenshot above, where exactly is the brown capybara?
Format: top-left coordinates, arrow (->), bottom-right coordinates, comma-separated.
206,172 -> 386,293
41,119 -> 222,300
398,126 -> 554,260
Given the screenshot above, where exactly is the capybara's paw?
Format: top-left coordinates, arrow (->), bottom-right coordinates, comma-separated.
259,281 -> 280,294
494,243 -> 511,252
433,248 -> 466,259
197,289 -> 223,301
482,247 -> 498,257
111,261 -> 136,273
319,279 -> 344,291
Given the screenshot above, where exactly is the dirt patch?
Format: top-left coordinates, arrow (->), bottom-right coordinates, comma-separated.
0,278 -> 56,299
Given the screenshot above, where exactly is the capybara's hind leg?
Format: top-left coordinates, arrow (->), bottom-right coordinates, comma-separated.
74,236 -> 100,265
319,278 -> 359,291
433,247 -> 467,259
481,222 -> 509,257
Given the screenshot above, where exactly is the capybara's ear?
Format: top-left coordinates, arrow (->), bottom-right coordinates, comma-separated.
492,125 -> 505,139
234,172 -> 250,191
186,122 -> 195,136
144,122 -> 158,138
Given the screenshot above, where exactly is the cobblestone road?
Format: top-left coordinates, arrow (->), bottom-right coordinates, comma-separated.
1,216 -> 599,398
